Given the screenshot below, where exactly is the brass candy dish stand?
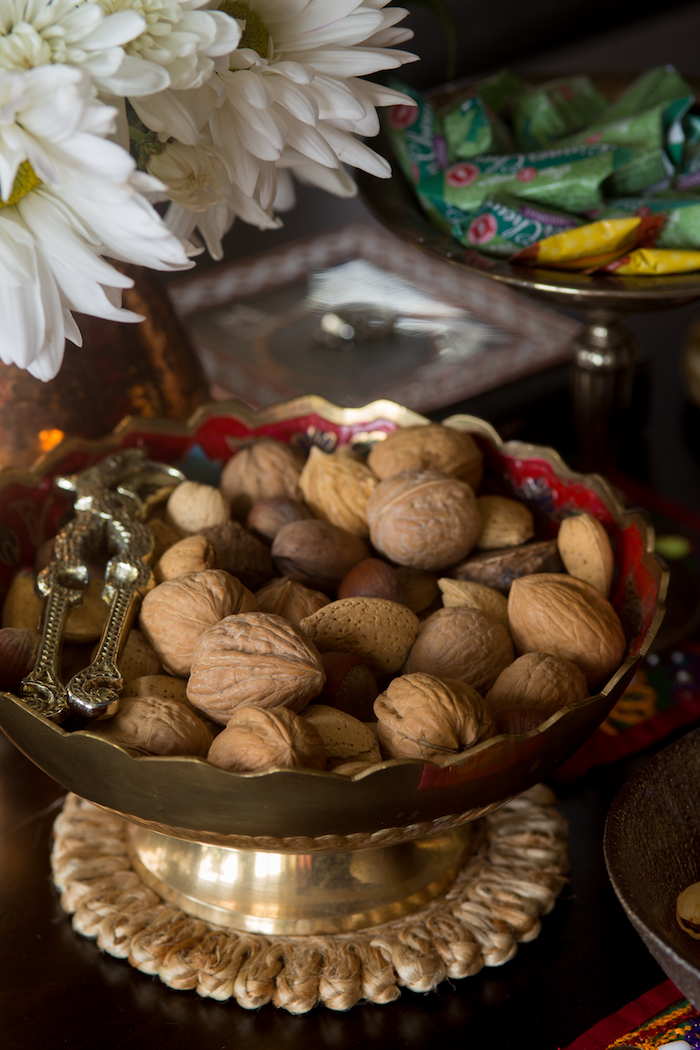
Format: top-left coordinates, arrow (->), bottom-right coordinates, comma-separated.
0,396 -> 667,1005
357,75 -> 700,473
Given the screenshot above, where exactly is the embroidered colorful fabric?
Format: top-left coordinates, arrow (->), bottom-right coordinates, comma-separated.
561,980 -> 699,1050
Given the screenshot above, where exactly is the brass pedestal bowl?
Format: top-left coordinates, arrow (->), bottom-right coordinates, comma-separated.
0,396 -> 667,935
357,74 -> 700,474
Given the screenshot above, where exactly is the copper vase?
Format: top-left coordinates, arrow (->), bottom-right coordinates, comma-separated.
0,266 -> 209,470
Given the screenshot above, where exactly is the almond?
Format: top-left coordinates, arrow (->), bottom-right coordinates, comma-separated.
300,597 -> 419,676
557,513 -> 614,597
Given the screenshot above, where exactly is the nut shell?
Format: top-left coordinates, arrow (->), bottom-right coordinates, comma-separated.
139,570 -> 257,677
122,674 -> 189,705
91,695 -> 213,757
367,425 -> 483,490
299,446 -> 378,537
507,573 -> 626,685
272,519 -> 370,591
207,705 -> 326,773
485,652 -> 588,717
1,571 -> 42,635
404,606 -> 514,694
220,440 -> 304,521
367,470 -> 481,572
198,521 -> 275,591
319,651 -> 378,721
302,704 -> 381,766
155,534 -> 217,583
0,627 -> 37,692
255,577 -> 330,627
166,481 -> 230,536
557,513 -> 614,597
337,559 -> 403,603
187,612 -> 326,724
438,578 -> 509,629
300,597 -> 419,675
247,497 -> 312,541
476,496 -> 534,550
118,629 -> 163,683
374,673 -> 494,764
452,539 -> 563,594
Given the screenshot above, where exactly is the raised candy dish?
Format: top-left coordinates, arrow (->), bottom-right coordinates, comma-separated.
0,396 -> 667,935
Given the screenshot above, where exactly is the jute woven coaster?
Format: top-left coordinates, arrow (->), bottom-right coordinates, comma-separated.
51,784 -> 568,1013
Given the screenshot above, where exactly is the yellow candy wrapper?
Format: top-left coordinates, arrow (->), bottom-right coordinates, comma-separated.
512,216 -> 665,271
604,248 -> 700,275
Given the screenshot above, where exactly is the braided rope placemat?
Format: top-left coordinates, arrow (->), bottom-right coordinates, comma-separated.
51,784 -> 569,1012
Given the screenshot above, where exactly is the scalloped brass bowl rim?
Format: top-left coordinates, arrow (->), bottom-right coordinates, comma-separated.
0,395 -> 669,844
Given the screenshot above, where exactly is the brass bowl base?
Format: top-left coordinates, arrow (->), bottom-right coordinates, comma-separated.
126,823 -> 473,935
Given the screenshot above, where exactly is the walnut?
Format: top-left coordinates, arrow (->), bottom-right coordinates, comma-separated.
507,573 -> 627,686
374,673 -> 494,764
404,606 -> 514,694
452,539 -> 564,594
677,882 -> 700,939
166,481 -> 230,536
207,705 -> 326,772
557,513 -> 614,597
299,446 -> 378,537
220,439 -> 304,521
255,577 -> 330,627
90,695 -> 213,757
475,496 -> 534,550
155,534 -> 217,583
367,470 -> 481,572
300,597 -> 419,675
139,569 -> 257,677
485,652 -> 588,718
367,424 -> 483,490
438,578 -> 509,629
198,520 -> 275,590
302,704 -> 381,767
272,519 -> 370,591
247,497 -> 313,541
187,612 -> 326,724
64,576 -> 109,643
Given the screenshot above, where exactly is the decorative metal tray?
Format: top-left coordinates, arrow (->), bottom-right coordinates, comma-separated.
0,396 -> 667,851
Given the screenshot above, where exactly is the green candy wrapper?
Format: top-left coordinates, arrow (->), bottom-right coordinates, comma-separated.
420,144 -> 634,216
441,94 -> 513,161
468,69 -> 529,119
601,195 -> 700,249
513,75 -> 608,150
554,95 -> 693,165
383,81 -> 448,188
675,114 -> 700,191
605,147 -> 674,196
603,65 -> 696,122
430,192 -> 582,257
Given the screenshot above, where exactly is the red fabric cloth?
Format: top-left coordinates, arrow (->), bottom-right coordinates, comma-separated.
560,979 -> 684,1050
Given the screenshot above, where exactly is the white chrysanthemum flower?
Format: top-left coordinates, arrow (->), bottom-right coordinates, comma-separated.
138,0 -> 416,209
147,137 -> 225,209
98,0 -> 240,100
0,63 -> 194,380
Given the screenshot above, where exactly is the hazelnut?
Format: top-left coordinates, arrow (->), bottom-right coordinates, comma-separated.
374,673 -> 494,764
207,705 -> 326,773
319,651 -> 378,721
367,424 -> 483,490
0,627 -> 37,693
557,513 -> 614,597
220,439 -> 304,521
255,577 -> 330,628
337,559 -> 404,603
299,446 -> 378,537
272,519 -> 370,591
507,573 -> 626,685
147,518 -> 182,564
485,652 -> 588,717
367,470 -> 481,572
155,534 -> 217,583
453,539 -> 563,594
437,578 -> 509,629
90,695 -> 213,757
198,521 -> 275,590
139,569 -> 257,677
475,496 -> 534,550
302,704 -> 381,767
166,481 -> 230,536
187,612 -> 326,723
247,497 -> 312,542
394,567 -> 441,615
300,597 -> 419,676
404,606 -> 514,694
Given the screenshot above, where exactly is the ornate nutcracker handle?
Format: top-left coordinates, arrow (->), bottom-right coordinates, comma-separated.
21,451 -> 182,721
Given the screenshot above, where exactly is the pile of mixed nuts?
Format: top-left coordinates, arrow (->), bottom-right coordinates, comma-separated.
0,423 -> 627,775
